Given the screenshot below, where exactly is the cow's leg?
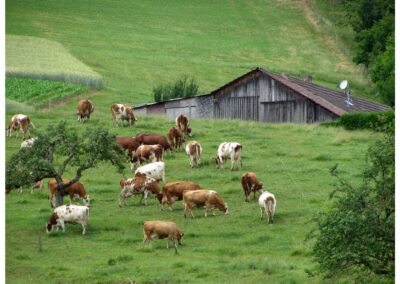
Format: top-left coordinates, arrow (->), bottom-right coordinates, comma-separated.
143,190 -> 149,206
138,193 -> 144,205
82,223 -> 87,235
204,206 -> 208,217
59,220 -> 65,232
260,207 -> 264,219
211,207 -> 216,216
264,207 -> 269,222
183,203 -> 188,218
166,239 -> 170,249
251,185 -> 256,200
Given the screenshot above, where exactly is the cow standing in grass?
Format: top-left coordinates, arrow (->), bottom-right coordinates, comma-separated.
215,142 -> 242,171
258,191 -> 276,224
143,221 -> 184,249
175,114 -> 192,137
185,141 -> 202,168
111,103 -> 137,126
241,172 -> 264,202
6,114 -> 35,139
134,161 -> 166,182
135,133 -> 173,153
131,144 -> 163,169
167,127 -> 185,151
48,178 -> 90,208
46,204 -> 90,235
77,99 -> 94,122
161,181 -> 201,210
183,190 -> 229,218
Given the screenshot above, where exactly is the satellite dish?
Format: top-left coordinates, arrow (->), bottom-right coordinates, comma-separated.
339,80 -> 348,90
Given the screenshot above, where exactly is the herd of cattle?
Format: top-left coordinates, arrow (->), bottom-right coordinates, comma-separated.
7,99 -> 277,249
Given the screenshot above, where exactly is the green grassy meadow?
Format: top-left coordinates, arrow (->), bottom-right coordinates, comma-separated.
5,0 -> 386,283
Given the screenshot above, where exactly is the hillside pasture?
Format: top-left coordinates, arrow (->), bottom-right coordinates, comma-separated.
6,35 -> 102,88
5,100 -> 378,283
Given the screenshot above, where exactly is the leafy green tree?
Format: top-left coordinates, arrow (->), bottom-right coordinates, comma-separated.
312,122 -> 394,277
153,75 -> 199,102
6,121 -> 126,206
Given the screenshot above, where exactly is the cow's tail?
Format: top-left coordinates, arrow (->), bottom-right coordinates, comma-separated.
265,196 -> 275,223
195,143 -> 200,159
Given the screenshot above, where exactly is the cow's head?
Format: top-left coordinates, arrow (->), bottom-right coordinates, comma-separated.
46,212 -> 58,233
83,195 -> 91,206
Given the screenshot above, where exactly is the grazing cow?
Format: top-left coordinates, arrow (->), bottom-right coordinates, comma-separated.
119,172 -> 162,207
161,181 -> 201,210
111,103 -> 138,126
77,99 -> 94,122
167,127 -> 185,151
258,191 -> 276,224
131,144 -> 163,169
48,178 -> 90,208
143,221 -> 184,249
215,142 -> 242,171
6,114 -> 35,139
175,114 -> 192,137
20,137 -> 37,148
31,180 -> 44,193
116,136 -> 141,164
183,190 -> 229,218
135,133 -> 173,152
185,141 -> 202,168
134,161 -> 165,182
46,204 -> 90,235
241,172 -> 264,202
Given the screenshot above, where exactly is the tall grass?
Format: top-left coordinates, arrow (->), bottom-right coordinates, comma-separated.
6,35 -> 102,88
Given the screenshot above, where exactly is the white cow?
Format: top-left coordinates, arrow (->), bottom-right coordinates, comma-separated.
46,205 -> 90,235
20,137 -> 38,148
258,191 -> 276,224
215,142 -> 242,171
134,161 -> 165,182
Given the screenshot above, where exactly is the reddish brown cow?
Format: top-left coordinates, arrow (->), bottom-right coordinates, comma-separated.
175,114 -> 192,137
167,127 -> 185,151
241,172 -> 264,202
48,178 -> 90,208
77,99 -> 94,122
135,133 -> 173,152
111,103 -> 138,126
185,141 -> 202,168
6,114 -> 35,139
143,221 -> 184,249
119,172 -> 163,207
161,181 -> 201,210
183,190 -> 229,218
131,144 -> 163,169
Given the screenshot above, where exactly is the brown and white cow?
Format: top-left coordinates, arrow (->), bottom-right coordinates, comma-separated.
241,172 -> 264,202
175,114 -> 192,137
77,99 -> 94,122
111,103 -> 138,126
131,144 -> 163,169
48,178 -> 90,208
183,190 -> 229,218
119,172 -> 162,207
161,181 -> 201,210
143,221 -> 184,249
185,141 -> 202,168
46,204 -> 90,235
6,114 -> 35,139
215,142 -> 242,171
135,133 -> 173,152
258,191 -> 276,224
167,127 -> 185,151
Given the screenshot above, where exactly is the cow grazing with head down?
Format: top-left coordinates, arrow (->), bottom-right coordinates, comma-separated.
111,103 -> 138,126
116,136 -> 141,165
119,172 -> 162,207
241,172 -> 264,202
215,142 -> 242,171
7,114 -> 35,139
77,99 -> 94,122
161,181 -> 201,210
167,127 -> 185,151
134,161 -> 165,182
175,114 -> 192,137
135,133 -> 172,152
131,144 -> 163,169
46,204 -> 90,235
143,221 -> 184,249
20,137 -> 37,148
258,191 -> 276,224
48,178 -> 90,208
185,141 -> 202,168
183,190 -> 229,218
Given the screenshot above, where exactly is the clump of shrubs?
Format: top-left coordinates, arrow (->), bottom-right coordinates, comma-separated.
153,75 -> 199,102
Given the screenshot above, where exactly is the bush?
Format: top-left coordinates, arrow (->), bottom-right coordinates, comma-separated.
153,75 -> 199,102
322,110 -> 394,131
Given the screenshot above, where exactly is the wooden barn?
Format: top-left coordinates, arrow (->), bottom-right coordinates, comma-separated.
133,67 -> 389,123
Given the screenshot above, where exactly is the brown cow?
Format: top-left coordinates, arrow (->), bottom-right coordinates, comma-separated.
6,114 -> 35,139
119,173 -> 162,207
185,141 -> 202,168
183,190 -> 229,218
135,133 -> 173,152
241,172 -> 264,202
48,178 -> 90,208
77,99 -> 94,122
167,127 -> 185,151
175,114 -> 192,137
131,144 -> 163,169
161,181 -> 201,210
143,221 -> 184,249
116,136 -> 141,164
111,103 -> 138,126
